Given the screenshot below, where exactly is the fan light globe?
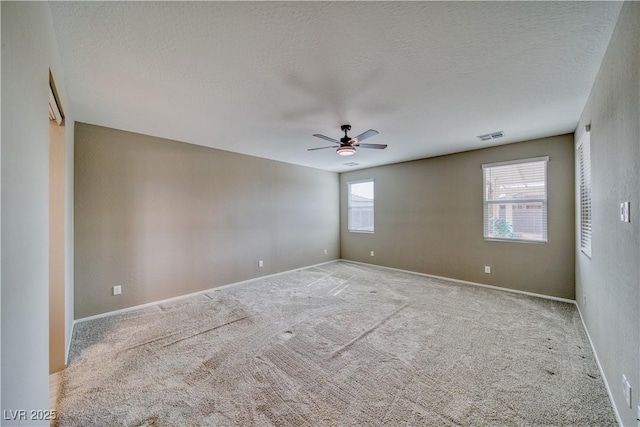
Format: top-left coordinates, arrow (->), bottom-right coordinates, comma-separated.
336,146 -> 356,156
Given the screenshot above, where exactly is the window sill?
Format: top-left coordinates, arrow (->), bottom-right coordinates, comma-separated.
580,249 -> 592,259
484,238 -> 547,244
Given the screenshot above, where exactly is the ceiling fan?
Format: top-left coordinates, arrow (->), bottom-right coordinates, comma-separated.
308,124 -> 387,156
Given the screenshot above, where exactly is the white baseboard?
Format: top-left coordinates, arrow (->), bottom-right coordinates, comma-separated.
65,329 -> 73,365
73,260 -> 339,325
341,259 -> 576,304
575,304 -> 623,427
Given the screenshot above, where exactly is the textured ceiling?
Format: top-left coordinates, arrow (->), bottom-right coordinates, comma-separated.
49,2 -> 622,172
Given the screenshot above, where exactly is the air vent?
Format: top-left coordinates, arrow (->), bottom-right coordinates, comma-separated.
343,162 -> 359,167
478,131 -> 504,141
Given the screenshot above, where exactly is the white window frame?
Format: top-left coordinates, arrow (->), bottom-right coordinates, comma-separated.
347,179 -> 375,233
577,128 -> 592,258
482,157 -> 549,243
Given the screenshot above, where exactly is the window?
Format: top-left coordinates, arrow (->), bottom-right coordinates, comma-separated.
483,157 -> 548,242
348,179 -> 374,233
577,128 -> 592,257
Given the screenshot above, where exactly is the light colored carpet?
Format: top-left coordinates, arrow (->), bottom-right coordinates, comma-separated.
56,261 -> 616,426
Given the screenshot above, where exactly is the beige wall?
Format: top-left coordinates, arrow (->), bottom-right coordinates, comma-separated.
341,135 -> 575,299
74,123 -> 339,319
49,122 -> 66,373
574,3 -> 639,425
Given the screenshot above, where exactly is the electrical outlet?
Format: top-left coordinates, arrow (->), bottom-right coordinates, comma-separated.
324,249 -> 328,255
370,251 -> 375,257
258,260 -> 264,268
484,266 -> 491,274
623,375 -> 632,408
113,285 -> 122,296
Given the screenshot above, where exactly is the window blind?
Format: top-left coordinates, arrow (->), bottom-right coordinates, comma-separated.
483,157 -> 548,242
577,130 -> 592,257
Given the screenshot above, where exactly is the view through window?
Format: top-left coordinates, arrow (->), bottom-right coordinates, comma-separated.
348,180 -> 374,232
483,157 -> 548,242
